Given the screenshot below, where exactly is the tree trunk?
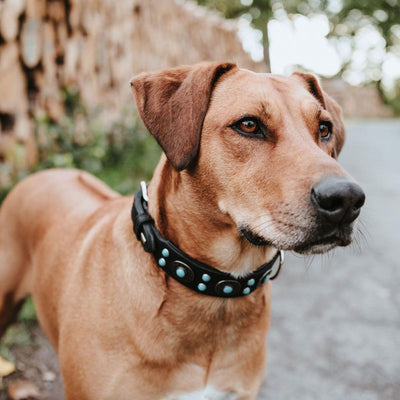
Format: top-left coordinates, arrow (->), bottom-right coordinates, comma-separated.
263,28 -> 271,73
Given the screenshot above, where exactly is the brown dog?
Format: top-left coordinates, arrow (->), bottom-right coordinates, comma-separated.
0,62 -> 364,399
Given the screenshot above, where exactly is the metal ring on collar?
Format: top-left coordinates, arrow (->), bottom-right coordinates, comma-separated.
270,250 -> 284,280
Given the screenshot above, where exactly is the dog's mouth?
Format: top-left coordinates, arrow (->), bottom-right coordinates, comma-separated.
239,224 -> 354,255
292,233 -> 352,254
239,226 -> 272,247
292,221 -> 355,254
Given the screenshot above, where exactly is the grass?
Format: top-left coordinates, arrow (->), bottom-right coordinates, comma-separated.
96,134 -> 161,194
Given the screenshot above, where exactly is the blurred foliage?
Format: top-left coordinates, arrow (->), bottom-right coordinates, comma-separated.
0,324 -> 33,363
197,0 -> 273,34
320,0 -> 400,87
17,297 -> 36,324
196,0 -> 400,109
196,0 -> 400,67
332,0 -> 399,49
35,87 -> 161,193
0,88 -> 161,202
0,298 -> 36,362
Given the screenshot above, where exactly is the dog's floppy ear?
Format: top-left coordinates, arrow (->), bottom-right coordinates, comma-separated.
131,62 -> 237,171
292,72 -> 345,158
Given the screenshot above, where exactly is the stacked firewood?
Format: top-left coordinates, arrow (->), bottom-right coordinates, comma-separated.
0,0 -> 69,177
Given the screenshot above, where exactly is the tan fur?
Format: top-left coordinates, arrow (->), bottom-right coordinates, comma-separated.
0,63 -> 355,399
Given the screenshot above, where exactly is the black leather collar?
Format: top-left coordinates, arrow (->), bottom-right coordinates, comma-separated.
131,182 -> 284,298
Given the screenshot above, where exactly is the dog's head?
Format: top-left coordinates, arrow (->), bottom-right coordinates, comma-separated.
131,62 -> 365,255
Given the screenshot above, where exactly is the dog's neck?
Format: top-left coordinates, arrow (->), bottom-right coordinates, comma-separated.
147,156 -> 277,277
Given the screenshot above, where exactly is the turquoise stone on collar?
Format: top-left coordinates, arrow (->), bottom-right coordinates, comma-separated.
223,286 -> 233,294
162,248 -> 169,257
176,266 -> 186,278
198,283 -> 207,291
263,275 -> 270,284
242,287 -> 251,295
158,258 -> 166,267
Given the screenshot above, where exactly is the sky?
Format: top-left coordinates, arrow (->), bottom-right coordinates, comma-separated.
238,14 -> 400,89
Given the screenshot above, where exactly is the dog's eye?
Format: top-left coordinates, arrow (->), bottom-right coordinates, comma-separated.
240,120 -> 257,133
231,118 -> 265,138
319,121 -> 332,141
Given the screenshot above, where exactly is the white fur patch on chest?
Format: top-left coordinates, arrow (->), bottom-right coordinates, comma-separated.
173,386 -> 239,400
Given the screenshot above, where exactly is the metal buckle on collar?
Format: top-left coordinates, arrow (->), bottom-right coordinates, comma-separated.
139,182 -> 149,246
141,181 -> 149,202
132,182 -> 156,253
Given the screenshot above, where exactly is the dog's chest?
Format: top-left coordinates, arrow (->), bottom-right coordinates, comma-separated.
171,386 -> 239,400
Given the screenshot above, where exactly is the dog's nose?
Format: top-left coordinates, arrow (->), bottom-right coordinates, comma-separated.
311,177 -> 365,224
